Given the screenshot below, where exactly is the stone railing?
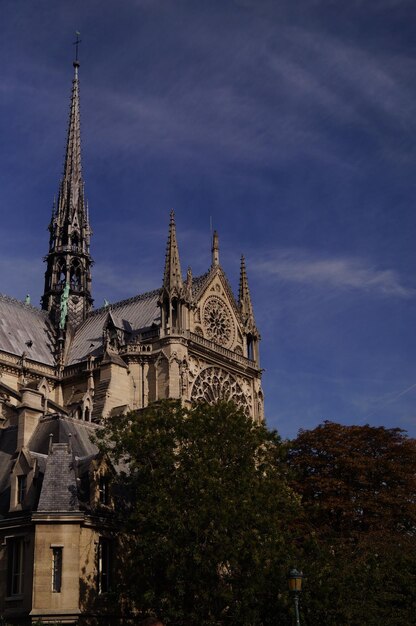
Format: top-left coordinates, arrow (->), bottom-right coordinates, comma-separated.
63,357 -> 102,378
0,350 -> 56,377
187,332 -> 255,368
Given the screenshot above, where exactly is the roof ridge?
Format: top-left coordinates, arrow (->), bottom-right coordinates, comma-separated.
87,288 -> 161,318
0,294 -> 49,317
192,270 -> 210,284
87,272 -> 211,320
191,269 -> 214,297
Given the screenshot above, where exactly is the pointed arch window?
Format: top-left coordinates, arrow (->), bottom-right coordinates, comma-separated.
71,232 -> 79,252
171,297 -> 179,332
57,261 -> 66,288
246,332 -> 258,362
247,334 -> 254,361
70,261 -> 82,292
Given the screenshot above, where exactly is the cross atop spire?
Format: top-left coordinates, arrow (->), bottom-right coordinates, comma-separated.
162,210 -> 183,296
73,31 -> 81,66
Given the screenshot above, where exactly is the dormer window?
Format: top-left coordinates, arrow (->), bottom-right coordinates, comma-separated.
99,476 -> 110,505
17,475 -> 26,505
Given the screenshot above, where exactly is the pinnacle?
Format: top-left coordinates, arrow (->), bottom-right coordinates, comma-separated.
163,210 -> 183,295
238,255 -> 257,333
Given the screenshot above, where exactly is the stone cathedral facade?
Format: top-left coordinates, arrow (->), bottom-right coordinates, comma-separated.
0,57 -> 263,624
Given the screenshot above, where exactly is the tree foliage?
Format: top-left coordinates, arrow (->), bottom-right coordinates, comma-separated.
97,400 -> 301,625
97,409 -> 416,626
288,421 -> 416,626
288,421 -> 416,540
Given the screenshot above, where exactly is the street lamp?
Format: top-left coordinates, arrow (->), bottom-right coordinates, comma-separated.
288,568 -> 303,626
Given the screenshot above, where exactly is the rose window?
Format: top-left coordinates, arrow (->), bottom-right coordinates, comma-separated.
191,367 -> 249,416
202,296 -> 234,347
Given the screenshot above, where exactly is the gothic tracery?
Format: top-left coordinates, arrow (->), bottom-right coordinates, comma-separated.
191,366 -> 249,415
202,296 -> 234,347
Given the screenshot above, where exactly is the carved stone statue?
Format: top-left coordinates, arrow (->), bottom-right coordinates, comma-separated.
59,282 -> 70,330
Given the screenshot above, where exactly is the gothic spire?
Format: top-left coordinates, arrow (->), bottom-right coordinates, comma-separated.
42,53 -> 93,329
162,210 -> 183,296
238,255 -> 257,333
56,57 -> 85,232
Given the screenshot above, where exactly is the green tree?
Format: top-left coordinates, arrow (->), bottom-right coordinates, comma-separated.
288,422 -> 416,626
97,400 -> 301,626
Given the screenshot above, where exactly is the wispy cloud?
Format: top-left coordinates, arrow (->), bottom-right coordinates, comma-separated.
252,249 -> 414,298
80,16 -> 416,175
93,262 -> 161,303
266,26 -> 415,125
0,256 -> 43,301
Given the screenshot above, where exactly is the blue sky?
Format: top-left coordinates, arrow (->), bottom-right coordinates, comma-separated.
2,0 -> 416,439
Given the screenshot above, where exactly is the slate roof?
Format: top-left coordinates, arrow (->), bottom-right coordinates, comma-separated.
30,451 -> 48,475
37,443 -> 79,512
66,289 -> 161,365
0,295 -> 56,366
66,273 -> 214,366
0,269 -> 219,372
0,415 -> 102,515
191,270 -> 211,298
28,415 -> 99,457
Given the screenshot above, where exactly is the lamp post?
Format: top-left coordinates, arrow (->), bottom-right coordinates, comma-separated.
288,568 -> 303,626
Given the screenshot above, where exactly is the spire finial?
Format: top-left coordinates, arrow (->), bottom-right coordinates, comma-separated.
212,230 -> 219,267
73,31 -> 81,68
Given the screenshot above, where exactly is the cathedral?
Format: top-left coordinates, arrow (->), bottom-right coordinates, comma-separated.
0,55 -> 263,624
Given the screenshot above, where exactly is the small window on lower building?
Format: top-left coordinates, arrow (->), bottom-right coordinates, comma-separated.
17,475 -> 27,505
98,537 -> 112,593
7,537 -> 24,596
52,547 -> 63,593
